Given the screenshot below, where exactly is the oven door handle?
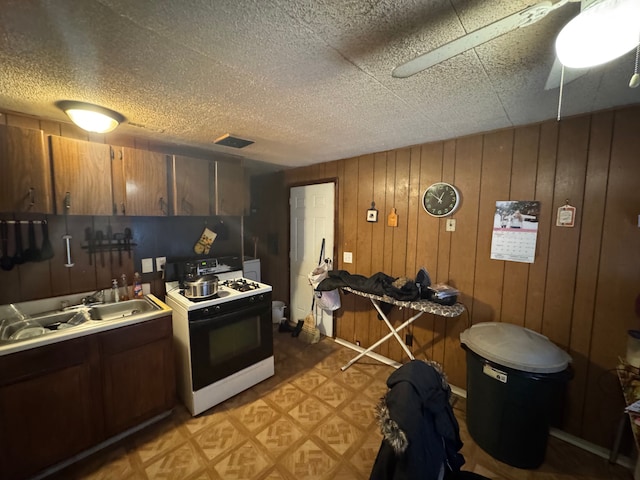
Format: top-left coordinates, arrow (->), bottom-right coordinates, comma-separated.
189,302 -> 268,329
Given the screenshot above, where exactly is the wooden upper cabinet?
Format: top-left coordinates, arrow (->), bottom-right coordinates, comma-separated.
214,161 -> 246,216
120,147 -> 169,216
50,136 -> 113,215
171,155 -> 212,216
0,124 -> 53,214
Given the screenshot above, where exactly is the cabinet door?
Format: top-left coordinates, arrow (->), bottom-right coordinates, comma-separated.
99,316 -> 175,436
0,124 -> 53,213
122,147 -> 168,216
0,337 -> 101,480
172,155 -> 212,216
214,161 -> 246,216
50,136 -> 113,215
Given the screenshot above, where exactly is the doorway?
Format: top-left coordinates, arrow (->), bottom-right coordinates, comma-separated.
289,182 -> 335,337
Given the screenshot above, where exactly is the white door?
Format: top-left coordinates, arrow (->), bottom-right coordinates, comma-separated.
290,182 -> 335,337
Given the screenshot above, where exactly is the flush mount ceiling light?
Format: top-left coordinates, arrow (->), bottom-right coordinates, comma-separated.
555,0 -> 640,69
57,101 -> 125,133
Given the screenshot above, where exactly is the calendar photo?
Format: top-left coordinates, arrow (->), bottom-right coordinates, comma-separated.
491,200 -> 540,263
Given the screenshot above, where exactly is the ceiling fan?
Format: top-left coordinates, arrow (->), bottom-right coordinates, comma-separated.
392,0 -> 640,89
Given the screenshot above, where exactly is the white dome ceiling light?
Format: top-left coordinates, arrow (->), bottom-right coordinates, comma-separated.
57,101 -> 125,133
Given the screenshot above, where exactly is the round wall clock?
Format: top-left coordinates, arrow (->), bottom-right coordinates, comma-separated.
422,182 -> 460,217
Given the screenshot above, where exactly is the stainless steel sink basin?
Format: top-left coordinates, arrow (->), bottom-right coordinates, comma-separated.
0,310 -> 89,342
89,298 -> 159,321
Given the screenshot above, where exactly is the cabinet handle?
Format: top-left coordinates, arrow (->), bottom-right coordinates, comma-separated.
160,197 -> 166,215
64,192 -> 71,211
121,203 -> 126,215
28,187 -> 35,208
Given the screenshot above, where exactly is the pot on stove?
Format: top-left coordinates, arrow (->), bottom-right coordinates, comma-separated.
184,273 -> 219,299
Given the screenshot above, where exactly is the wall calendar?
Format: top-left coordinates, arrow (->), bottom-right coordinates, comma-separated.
491,200 -> 540,264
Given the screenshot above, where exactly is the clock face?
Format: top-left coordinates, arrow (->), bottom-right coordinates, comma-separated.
422,182 -> 460,217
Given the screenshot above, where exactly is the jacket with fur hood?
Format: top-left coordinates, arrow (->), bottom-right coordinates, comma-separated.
370,360 -> 465,480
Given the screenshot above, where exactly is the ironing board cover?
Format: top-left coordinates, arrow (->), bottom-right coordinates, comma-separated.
342,286 -> 464,317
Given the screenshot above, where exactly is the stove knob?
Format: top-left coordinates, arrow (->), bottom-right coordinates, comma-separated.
249,296 -> 255,303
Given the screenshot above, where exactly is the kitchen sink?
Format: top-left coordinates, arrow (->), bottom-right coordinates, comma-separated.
89,298 -> 160,321
0,310 -> 89,342
0,294 -> 170,353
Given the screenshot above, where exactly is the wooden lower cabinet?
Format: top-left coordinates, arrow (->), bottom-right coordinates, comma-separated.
100,316 -> 175,436
0,316 -> 175,480
0,337 -> 102,480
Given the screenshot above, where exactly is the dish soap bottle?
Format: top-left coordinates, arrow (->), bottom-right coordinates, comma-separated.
120,273 -> 129,301
133,272 -> 143,298
111,279 -> 120,303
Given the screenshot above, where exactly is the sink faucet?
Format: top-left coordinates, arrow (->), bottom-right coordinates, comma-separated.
82,289 -> 105,306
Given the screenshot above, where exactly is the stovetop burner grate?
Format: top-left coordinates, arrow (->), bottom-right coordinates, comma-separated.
180,291 -> 220,302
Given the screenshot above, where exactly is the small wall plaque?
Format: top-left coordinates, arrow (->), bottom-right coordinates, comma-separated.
556,202 -> 576,227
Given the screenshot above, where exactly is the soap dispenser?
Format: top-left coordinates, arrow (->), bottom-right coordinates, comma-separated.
133,272 -> 143,298
120,273 -> 129,301
111,279 -> 120,303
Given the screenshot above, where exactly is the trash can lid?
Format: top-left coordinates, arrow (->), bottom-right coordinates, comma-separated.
460,322 -> 572,373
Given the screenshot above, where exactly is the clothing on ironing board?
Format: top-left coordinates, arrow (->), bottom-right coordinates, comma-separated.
315,270 -> 420,302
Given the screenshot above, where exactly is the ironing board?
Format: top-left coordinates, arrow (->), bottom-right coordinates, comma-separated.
339,286 -> 465,371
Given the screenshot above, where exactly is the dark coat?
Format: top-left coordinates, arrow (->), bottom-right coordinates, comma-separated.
370,360 -> 465,480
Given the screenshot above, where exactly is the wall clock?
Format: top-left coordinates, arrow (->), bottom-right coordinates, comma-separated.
422,182 -> 460,217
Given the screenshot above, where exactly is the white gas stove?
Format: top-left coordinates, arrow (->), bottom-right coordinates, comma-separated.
164,256 -> 274,416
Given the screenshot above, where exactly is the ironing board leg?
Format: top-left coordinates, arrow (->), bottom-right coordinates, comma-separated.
371,299 -> 416,360
340,300 -> 423,371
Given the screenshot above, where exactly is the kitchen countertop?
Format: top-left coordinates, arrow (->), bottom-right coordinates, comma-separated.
0,294 -> 172,357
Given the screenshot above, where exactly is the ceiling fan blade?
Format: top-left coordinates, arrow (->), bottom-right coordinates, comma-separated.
393,1 -> 563,78
544,56 -> 589,90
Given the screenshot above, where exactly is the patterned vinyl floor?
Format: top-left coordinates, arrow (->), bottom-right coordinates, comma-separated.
49,326 -> 633,480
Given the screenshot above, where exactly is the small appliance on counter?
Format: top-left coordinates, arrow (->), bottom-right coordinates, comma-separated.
164,256 -> 274,416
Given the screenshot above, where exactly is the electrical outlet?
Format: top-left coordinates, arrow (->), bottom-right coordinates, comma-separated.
141,258 -> 154,273
356,340 -> 361,346
343,251 -> 353,263
156,256 -> 166,272
446,219 -> 456,232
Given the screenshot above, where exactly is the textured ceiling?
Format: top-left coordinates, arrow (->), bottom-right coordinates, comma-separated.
0,0 -> 638,169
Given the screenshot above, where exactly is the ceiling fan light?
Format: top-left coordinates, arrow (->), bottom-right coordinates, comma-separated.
57,101 -> 125,133
555,0 -> 640,69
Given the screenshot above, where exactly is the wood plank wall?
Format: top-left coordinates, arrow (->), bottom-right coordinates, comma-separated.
253,105 -> 640,449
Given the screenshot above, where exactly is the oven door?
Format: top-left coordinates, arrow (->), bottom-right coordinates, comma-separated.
188,298 -> 273,391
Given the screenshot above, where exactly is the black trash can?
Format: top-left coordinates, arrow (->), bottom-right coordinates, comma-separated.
460,322 -> 572,469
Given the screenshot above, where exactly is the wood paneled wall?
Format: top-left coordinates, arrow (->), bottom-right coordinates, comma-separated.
253,105 -> 640,449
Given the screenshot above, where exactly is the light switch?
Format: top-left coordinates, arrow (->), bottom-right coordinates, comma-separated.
141,258 -> 154,273
343,252 -> 353,263
156,256 -> 166,272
